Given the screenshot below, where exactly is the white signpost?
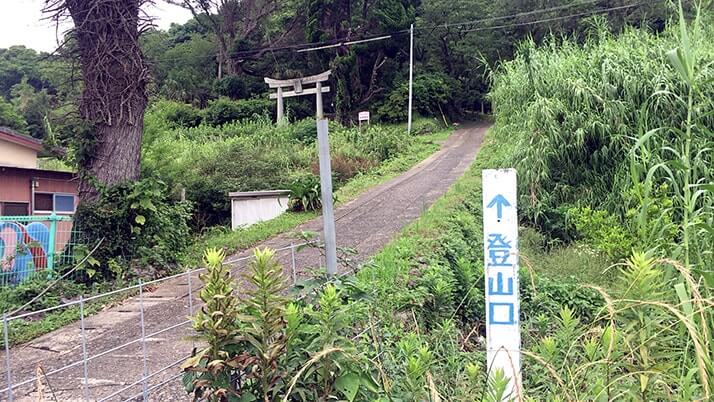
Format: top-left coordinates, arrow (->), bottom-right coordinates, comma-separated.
482,169 -> 521,399
358,111 -> 370,128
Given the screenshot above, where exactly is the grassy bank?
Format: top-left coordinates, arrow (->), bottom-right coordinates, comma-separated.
183,119 -> 710,399
182,121 -> 453,265
1,118 -> 452,347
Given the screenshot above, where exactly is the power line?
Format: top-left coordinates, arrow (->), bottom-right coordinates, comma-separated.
151,0 -> 662,63
230,0 -> 620,58
414,0 -> 610,32
458,1 -> 659,34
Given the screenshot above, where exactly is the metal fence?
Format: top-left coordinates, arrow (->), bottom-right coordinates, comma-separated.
0,215 -> 80,287
0,240 -> 322,402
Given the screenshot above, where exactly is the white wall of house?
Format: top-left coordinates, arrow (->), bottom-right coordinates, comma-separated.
0,138 -> 37,168
230,190 -> 290,229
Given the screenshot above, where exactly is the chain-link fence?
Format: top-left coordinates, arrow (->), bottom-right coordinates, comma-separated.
0,240 -> 324,401
0,215 -> 80,287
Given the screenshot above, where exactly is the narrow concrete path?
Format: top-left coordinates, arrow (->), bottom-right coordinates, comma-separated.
0,123 -> 488,401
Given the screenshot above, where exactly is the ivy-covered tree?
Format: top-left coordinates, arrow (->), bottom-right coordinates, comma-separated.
44,0 -> 150,201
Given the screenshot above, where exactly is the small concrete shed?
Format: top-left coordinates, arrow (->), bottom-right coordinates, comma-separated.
229,190 -> 290,230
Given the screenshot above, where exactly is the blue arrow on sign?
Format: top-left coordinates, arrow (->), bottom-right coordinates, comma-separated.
487,194 -> 511,220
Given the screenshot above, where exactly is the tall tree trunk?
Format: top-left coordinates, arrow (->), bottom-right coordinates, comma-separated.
77,123 -> 144,199
53,0 -> 149,201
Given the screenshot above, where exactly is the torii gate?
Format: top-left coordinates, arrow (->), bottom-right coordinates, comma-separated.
264,70 -> 331,123
264,70 -> 337,277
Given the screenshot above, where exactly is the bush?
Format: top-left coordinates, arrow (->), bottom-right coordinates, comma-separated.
288,175 -> 322,211
212,75 -> 247,99
566,207 -> 635,260
377,73 -> 454,123
146,100 -> 203,129
204,97 -> 273,126
184,138 -> 296,227
183,248 -> 376,401
74,179 -> 192,282
490,26 -> 714,232
410,118 -> 442,135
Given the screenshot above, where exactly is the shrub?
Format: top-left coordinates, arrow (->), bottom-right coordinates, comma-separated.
288,175 -> 322,212
410,118 -> 442,135
212,75 -> 247,99
74,179 -> 192,282
145,100 -> 202,129
183,248 -> 377,401
490,25 -> 714,239
312,153 -> 376,182
182,137 -> 297,228
204,97 -> 273,126
377,73 -> 454,123
566,207 -> 635,260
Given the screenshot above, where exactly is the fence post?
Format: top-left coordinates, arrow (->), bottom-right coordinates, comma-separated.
79,296 -> 90,402
290,243 -> 296,285
139,280 -> 149,401
47,213 -> 58,277
3,314 -> 13,402
187,270 -> 195,349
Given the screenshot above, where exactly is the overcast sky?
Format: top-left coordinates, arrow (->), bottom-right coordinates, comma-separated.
0,0 -> 193,53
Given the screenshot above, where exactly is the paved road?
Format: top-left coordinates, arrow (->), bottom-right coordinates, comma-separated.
0,123 -> 487,401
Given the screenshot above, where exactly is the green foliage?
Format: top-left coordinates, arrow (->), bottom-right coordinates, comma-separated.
182,248 -> 244,401
490,16 -> 714,287
0,276 -> 86,313
142,114 -> 448,229
566,207 -> 635,260
204,97 -> 274,126
377,73 -> 454,123
0,96 -> 27,132
10,76 -> 50,139
146,33 -> 217,105
213,75 -> 247,100
74,179 -> 192,282
288,175 -> 322,212
242,248 -> 290,401
147,100 -> 203,129
183,248 -> 377,401
524,253 -> 713,400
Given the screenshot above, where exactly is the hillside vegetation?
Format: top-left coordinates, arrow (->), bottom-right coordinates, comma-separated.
181,11 -> 714,401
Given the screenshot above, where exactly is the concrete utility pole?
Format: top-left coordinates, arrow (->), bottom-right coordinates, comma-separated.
264,71 -> 338,276
407,23 -> 414,134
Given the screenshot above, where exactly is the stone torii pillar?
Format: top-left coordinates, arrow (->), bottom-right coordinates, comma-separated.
264,70 -> 331,124
264,70 -> 337,277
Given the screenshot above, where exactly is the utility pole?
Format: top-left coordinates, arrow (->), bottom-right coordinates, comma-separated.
407,23 -> 414,134
264,71 -> 337,276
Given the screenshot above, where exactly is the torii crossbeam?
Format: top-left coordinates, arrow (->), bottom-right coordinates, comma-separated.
264,70 -> 331,123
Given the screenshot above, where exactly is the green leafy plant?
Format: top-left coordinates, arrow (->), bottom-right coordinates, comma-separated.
566,207 -> 635,260
182,248 -> 245,401
242,248 -> 290,401
73,178 -> 192,282
288,176 -> 322,212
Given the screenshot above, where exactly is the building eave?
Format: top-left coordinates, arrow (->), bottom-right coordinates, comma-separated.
0,127 -> 44,152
